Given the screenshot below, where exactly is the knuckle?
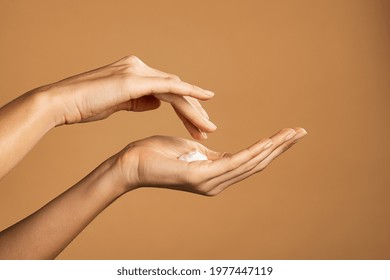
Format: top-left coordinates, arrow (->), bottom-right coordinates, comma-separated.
164,76 -> 181,91
117,55 -> 145,74
222,153 -> 238,170
170,75 -> 181,82
191,84 -> 199,91
124,55 -> 139,62
121,65 -> 135,74
123,55 -> 142,66
165,76 -> 180,83
246,147 -> 258,158
167,74 -> 181,82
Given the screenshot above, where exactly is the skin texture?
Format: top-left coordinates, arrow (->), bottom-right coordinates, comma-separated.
0,55 -> 307,259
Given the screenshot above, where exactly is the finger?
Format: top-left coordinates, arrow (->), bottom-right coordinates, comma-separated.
160,94 -> 217,133
205,128 -> 307,195
182,138 -> 273,193
186,97 -> 210,120
213,128 -> 296,178
254,127 -> 307,169
174,108 -> 207,140
131,76 -> 215,101
191,128 -> 296,192
142,68 -> 210,120
188,137 -> 274,187
144,67 -> 212,120
205,128 -> 296,178
207,141 -> 299,196
172,96 -> 216,132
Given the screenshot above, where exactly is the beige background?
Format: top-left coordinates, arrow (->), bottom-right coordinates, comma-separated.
0,0 -> 389,259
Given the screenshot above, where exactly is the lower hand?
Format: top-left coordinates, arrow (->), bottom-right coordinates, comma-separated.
113,127 -> 307,196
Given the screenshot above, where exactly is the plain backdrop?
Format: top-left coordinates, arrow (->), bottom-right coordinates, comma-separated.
0,0 -> 389,259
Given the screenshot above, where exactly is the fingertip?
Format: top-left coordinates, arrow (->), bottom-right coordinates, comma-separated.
199,119 -> 217,133
189,85 -> 215,100
297,127 -> 308,135
203,90 -> 215,97
207,121 -> 218,131
292,127 -> 308,138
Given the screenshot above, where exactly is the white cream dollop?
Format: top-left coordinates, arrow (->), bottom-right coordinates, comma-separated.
179,150 -> 208,162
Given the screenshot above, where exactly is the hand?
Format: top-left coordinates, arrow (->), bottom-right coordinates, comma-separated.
114,127 -> 307,196
44,55 -> 217,140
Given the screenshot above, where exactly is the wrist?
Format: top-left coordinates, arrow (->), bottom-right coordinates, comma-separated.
98,155 -> 130,199
111,145 -> 141,194
79,155 -> 129,208
30,85 -> 67,128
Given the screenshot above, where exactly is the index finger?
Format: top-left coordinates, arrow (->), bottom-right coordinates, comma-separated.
132,76 -> 215,100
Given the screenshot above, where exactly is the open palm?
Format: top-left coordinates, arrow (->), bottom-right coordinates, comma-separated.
118,127 -> 307,196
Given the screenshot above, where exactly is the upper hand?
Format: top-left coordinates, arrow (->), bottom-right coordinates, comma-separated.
44,55 -> 216,140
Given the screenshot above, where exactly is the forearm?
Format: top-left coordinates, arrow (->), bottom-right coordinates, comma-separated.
0,156 -> 126,259
0,88 -> 62,179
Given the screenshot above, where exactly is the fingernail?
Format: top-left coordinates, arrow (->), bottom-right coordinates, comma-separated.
208,121 -> 217,130
298,128 -> 308,136
264,140 -> 273,149
285,130 -> 296,141
204,90 -> 214,97
295,129 -> 307,139
201,131 -> 208,139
